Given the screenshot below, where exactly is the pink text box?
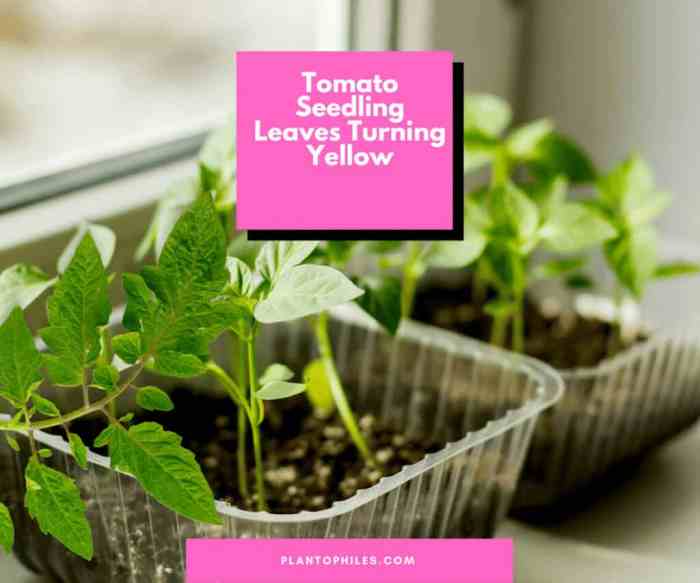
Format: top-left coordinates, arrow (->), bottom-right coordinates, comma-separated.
186,538 -> 513,583
236,51 -> 454,231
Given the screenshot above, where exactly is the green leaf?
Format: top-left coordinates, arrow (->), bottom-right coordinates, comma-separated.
534,257 -> 587,279
540,202 -> 617,253
92,363 -> 119,392
463,134 -> 500,174
58,224 -> 115,274
5,434 -> 20,452
121,274 -> 158,334
654,261 -> 700,279
24,459 -> 93,560
481,243 -> 526,293
211,298 -> 255,342
0,502 -> 13,554
259,363 -> 294,385
324,241 -> 357,265
0,307 -> 42,407
109,422 -> 220,524
529,133 -> 597,184
40,233 -> 111,386
0,264 -> 56,326
228,233 -> 263,269
136,386 -> 174,412
625,189 -> 672,227
199,123 -> 235,193
488,183 -> 540,246
149,351 -> 205,378
112,333 -> 142,365
32,394 -> 60,418
484,298 -> 517,318
226,257 -> 254,297
120,413 -> 135,424
598,155 -> 664,223
257,381 -> 306,401
353,275 -> 402,335
303,358 -> 335,419
127,194 -> 228,364
463,94 -> 512,138
423,230 -> 487,269
527,175 -> 568,222
93,426 -> 115,449
135,177 -> 200,262
363,241 -> 404,255
255,241 -> 318,284
68,433 -> 88,470
605,226 -> 658,298
254,265 -> 364,323
38,449 -> 52,459
506,118 -> 553,159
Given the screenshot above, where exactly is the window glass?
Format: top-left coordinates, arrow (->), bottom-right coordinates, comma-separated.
0,1 -> 327,178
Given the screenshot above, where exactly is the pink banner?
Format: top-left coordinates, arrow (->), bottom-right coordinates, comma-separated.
186,539 -> 513,583
236,51 -> 454,232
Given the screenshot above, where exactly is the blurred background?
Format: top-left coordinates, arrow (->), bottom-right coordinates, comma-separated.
0,1 -> 698,581
2,0 -> 698,240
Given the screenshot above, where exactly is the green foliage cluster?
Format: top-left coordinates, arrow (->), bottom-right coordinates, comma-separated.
456,94 -> 699,350
0,190 -> 364,558
2,105 -> 697,562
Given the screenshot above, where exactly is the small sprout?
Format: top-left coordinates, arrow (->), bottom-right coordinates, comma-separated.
304,358 -> 336,420
256,381 -> 306,401
92,363 -> 119,392
4,434 -> 20,452
136,387 -> 175,412
31,394 -> 60,418
259,363 -> 294,385
68,433 -> 88,470
119,413 -> 135,424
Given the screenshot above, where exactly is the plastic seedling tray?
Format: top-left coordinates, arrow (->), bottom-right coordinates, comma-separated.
1,306 -> 561,582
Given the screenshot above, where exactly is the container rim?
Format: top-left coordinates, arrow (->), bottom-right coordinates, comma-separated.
3,305 -> 563,525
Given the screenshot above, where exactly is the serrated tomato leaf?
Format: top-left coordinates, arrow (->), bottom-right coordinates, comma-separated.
0,306 -> 42,407
40,233 -> 111,386
24,459 -> 93,560
109,422 -> 220,524
69,433 -> 88,470
0,264 -> 55,326
0,502 -> 13,553
136,386 -> 174,412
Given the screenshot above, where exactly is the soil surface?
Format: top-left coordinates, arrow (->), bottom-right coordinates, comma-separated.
70,389 -> 442,513
412,284 -> 646,369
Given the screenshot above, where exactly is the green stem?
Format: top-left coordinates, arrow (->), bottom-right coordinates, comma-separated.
472,259 -> 487,305
315,311 -> 375,466
401,242 -> 422,318
246,339 -> 268,512
490,312 -> 509,347
235,338 -> 249,500
512,292 -> 525,353
0,364 -> 144,433
491,149 -> 510,187
100,327 -> 117,418
205,363 -> 250,416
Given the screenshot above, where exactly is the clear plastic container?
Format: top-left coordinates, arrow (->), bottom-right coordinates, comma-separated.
513,240 -> 700,513
1,306 -> 562,582
515,321 -> 700,513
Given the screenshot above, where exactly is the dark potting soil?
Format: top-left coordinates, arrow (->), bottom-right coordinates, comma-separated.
412,284 -> 646,369
69,388 -> 442,514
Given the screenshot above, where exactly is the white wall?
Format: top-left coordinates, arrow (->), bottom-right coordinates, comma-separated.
398,0 -> 525,104
522,0 -> 700,244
